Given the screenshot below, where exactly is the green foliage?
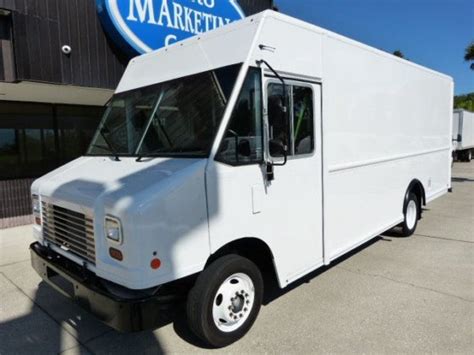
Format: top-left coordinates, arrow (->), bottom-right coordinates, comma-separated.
454,92 -> 474,111
393,50 -> 405,58
465,42 -> 474,70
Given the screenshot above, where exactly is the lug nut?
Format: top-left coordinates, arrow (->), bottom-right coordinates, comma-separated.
246,300 -> 250,304
245,293 -> 249,297
244,307 -> 248,312
240,313 -> 243,318
229,313 -> 233,317
228,306 -> 232,310
234,316 -> 238,320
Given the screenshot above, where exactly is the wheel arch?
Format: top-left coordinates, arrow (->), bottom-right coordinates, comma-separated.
404,179 -> 426,213
207,238 -> 278,288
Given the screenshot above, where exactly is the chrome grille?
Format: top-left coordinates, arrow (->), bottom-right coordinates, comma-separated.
42,202 -> 95,264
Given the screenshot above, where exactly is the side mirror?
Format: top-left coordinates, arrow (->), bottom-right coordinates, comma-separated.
269,139 -> 287,166
237,139 -> 251,157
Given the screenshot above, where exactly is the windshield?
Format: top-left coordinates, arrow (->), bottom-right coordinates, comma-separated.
87,64 -> 241,158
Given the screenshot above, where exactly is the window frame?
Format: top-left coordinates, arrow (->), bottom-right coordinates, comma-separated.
265,79 -> 316,160
214,66 -> 265,167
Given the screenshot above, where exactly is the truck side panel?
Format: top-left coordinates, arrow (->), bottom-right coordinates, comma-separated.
453,111 -> 461,145
322,34 -> 452,262
459,110 -> 474,150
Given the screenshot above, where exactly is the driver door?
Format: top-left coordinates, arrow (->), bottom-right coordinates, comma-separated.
263,78 -> 324,284
206,69 -> 324,287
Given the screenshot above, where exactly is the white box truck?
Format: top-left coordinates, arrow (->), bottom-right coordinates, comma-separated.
30,10 -> 453,347
452,109 -> 474,161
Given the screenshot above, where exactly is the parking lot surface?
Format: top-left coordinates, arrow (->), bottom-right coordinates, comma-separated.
1,162 -> 473,354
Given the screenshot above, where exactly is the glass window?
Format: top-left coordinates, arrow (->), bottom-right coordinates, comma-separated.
88,64 -> 241,158
268,83 -> 290,151
56,105 -> 105,164
0,129 -> 19,177
216,67 -> 263,165
268,83 -> 314,157
0,12 -> 15,82
293,86 -> 314,155
0,102 -> 103,180
0,102 -> 55,179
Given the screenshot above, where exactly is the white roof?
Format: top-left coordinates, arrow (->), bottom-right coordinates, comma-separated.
116,10 -> 452,93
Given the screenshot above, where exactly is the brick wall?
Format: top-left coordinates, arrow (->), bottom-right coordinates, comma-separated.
0,178 -> 34,228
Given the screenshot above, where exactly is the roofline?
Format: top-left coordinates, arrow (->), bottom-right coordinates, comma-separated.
261,10 -> 453,82
127,9 -> 453,83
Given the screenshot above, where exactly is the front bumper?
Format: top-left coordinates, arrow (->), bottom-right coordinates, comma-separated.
30,242 -> 179,332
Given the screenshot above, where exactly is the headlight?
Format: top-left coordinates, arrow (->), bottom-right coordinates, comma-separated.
32,195 -> 41,225
105,216 -> 122,244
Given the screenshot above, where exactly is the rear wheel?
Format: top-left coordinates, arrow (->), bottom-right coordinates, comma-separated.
401,192 -> 419,237
186,255 -> 263,348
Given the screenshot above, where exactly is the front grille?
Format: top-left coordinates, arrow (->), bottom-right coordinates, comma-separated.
42,202 -> 95,264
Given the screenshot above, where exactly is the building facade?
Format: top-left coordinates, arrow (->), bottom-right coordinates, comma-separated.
0,0 -> 273,227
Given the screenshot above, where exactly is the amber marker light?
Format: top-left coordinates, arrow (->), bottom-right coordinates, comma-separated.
109,247 -> 123,261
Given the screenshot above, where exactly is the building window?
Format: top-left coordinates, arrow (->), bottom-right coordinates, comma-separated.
0,102 -> 104,180
0,10 -> 15,82
56,105 -> 105,164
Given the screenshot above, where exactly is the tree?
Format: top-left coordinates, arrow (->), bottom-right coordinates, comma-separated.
464,42 -> 474,70
454,93 -> 474,111
393,50 -> 405,58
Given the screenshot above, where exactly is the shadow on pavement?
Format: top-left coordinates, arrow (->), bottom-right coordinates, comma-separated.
0,281 -> 165,354
259,236 -> 388,306
451,177 -> 474,183
0,229 -> 404,352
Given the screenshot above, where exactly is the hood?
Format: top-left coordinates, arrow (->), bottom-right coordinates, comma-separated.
32,156 -> 207,210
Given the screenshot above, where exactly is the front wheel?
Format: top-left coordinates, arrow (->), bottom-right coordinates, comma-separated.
186,255 -> 263,348
401,192 -> 419,237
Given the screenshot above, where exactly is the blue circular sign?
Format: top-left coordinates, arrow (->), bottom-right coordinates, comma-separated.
96,0 -> 245,54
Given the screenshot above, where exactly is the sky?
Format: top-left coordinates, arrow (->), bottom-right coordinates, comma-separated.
275,0 -> 474,95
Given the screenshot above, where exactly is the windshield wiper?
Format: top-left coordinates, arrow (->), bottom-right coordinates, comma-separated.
135,90 -> 173,162
136,147 -> 206,161
99,124 -> 121,161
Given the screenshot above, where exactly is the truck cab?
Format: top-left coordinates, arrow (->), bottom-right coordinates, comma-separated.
31,11 -> 325,347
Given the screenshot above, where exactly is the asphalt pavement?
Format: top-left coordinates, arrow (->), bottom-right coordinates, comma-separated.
0,162 -> 473,354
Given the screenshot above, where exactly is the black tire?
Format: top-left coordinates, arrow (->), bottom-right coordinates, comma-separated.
401,192 -> 419,237
186,254 -> 263,348
460,150 -> 472,162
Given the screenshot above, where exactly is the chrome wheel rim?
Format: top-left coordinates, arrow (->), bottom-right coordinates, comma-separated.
212,273 -> 255,332
406,200 -> 417,230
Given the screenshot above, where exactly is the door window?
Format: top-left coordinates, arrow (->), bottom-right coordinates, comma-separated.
268,83 -> 314,156
267,83 -> 290,152
293,86 -> 314,155
216,68 -> 263,165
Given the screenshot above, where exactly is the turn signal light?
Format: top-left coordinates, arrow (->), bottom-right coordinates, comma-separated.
109,248 -> 123,261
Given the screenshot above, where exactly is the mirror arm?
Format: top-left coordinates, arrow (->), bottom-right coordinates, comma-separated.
272,151 -> 287,166
257,60 -> 289,171
266,163 -> 275,181
256,59 -> 288,112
